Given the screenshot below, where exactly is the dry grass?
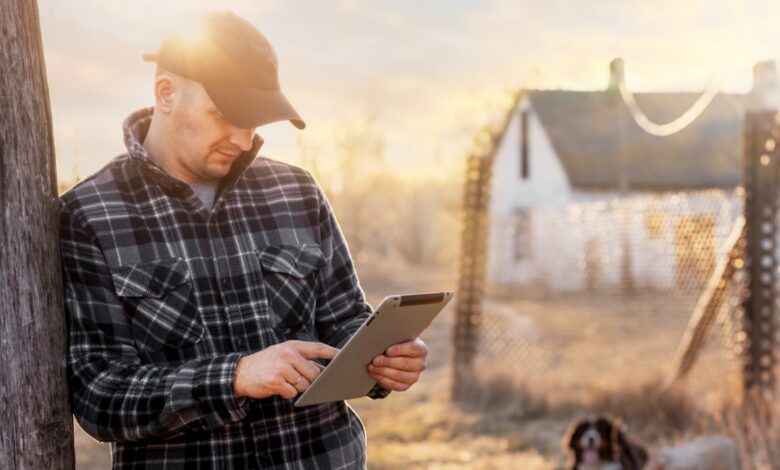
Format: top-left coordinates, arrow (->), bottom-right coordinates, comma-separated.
452,371 -> 706,453
352,368 -> 561,469
716,390 -> 780,469
451,366 -> 780,469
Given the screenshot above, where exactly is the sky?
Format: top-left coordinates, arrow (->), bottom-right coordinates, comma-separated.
37,0 -> 780,185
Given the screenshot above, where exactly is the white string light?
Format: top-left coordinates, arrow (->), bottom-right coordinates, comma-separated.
618,79 -> 721,137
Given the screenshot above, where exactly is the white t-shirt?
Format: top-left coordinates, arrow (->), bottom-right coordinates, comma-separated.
187,179 -> 220,209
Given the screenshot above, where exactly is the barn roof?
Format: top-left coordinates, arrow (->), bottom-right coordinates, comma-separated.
523,89 -> 745,190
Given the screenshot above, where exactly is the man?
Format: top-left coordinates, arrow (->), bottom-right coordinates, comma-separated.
60,11 -> 428,469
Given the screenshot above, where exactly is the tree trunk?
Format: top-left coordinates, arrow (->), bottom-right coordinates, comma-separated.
0,1 -> 75,469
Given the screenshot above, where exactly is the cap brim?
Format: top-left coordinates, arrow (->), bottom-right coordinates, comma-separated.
203,84 -> 305,130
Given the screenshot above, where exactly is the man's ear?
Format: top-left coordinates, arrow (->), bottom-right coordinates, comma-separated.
153,73 -> 179,114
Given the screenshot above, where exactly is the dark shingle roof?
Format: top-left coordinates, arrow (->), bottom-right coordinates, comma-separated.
525,89 -> 745,190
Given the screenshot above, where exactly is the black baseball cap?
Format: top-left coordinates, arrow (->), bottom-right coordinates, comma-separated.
143,11 -> 305,130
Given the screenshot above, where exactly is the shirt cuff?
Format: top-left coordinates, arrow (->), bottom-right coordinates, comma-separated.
366,383 -> 392,400
192,353 -> 250,427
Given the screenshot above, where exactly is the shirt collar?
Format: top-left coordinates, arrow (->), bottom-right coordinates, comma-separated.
122,107 -> 265,196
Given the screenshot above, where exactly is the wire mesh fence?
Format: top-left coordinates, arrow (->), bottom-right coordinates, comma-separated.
473,189 -> 745,408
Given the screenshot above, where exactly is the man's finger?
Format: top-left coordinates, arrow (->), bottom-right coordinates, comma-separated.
292,358 -> 325,383
371,355 -> 425,372
385,338 -> 428,357
279,382 -> 299,400
368,365 -> 419,384
295,341 -> 340,360
292,376 -> 310,393
283,364 -> 313,392
370,374 -> 411,392
282,365 -> 303,386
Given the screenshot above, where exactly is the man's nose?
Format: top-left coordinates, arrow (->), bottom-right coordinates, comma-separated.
229,126 -> 255,151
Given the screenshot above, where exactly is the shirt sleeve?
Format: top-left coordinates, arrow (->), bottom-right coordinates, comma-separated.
61,201 -> 250,443
308,174 -> 391,400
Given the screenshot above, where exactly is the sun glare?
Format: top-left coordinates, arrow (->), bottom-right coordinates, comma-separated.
168,15 -> 209,51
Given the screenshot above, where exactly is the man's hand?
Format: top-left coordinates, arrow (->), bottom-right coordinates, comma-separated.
367,338 -> 428,392
233,340 -> 338,400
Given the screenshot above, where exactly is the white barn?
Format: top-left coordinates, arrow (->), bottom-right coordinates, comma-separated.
482,59 -> 773,296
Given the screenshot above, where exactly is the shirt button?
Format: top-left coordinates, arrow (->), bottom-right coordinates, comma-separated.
221,278 -> 230,288
236,338 -> 246,348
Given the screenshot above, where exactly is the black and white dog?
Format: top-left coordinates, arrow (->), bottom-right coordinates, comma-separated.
564,415 -> 649,470
564,415 -> 740,470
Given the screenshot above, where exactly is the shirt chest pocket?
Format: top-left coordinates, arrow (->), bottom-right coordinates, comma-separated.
256,244 -> 325,334
110,257 -> 204,352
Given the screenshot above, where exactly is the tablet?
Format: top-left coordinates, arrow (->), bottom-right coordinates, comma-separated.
294,291 -> 454,407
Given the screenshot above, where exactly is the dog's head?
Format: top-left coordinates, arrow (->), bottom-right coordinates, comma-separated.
564,415 -> 648,470
564,416 -> 621,468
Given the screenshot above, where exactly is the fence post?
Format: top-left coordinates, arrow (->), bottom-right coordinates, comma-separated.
452,154 -> 492,400
0,1 -> 75,468
741,109 -> 780,403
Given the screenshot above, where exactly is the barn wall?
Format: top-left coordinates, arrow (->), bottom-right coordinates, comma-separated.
485,97 -> 573,290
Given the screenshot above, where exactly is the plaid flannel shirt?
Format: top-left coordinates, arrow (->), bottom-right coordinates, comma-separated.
60,107 -> 389,469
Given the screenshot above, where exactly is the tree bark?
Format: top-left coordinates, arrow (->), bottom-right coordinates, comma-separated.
0,1 -> 75,469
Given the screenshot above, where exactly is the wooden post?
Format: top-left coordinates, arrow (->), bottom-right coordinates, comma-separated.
451,94 -> 519,401
0,1 -> 75,468
733,60 -> 780,409
452,154 -> 492,400
741,110 -> 779,400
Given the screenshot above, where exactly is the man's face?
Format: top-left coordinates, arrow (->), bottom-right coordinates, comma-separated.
169,78 -> 255,182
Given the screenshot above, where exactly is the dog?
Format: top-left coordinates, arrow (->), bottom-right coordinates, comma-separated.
563,415 -> 649,470
643,435 -> 740,470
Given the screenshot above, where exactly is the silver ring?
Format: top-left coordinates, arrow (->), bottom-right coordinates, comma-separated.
294,375 -> 302,385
